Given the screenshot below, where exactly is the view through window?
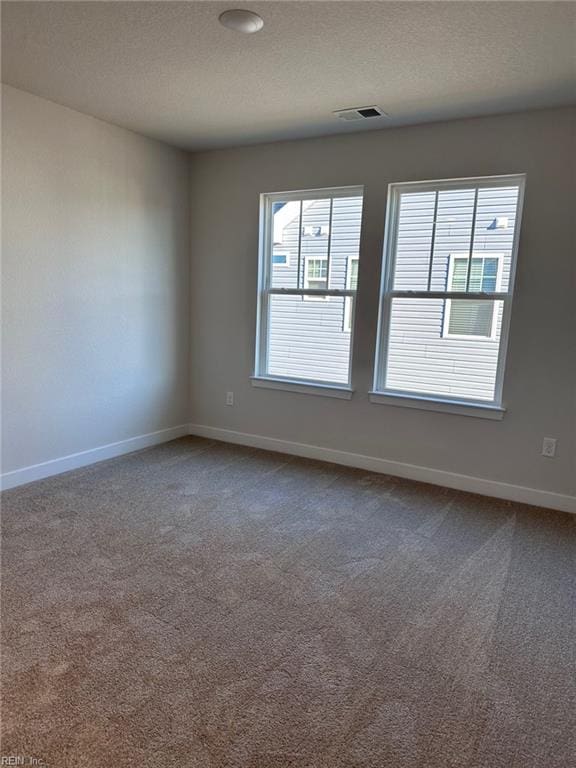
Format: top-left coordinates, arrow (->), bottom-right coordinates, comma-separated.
255,187 -> 364,386
374,175 -> 525,404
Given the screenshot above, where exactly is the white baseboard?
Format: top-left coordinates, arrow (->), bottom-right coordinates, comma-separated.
188,423 -> 576,515
0,425 -> 189,491
3,421 -> 573,514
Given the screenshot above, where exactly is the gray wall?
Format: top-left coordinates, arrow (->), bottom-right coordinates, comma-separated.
189,108 -> 575,496
1,86 -> 190,472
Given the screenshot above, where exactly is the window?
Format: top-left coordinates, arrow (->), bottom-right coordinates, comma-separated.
305,257 -> 328,288
304,255 -> 329,300
254,186 -> 364,390
373,175 -> 525,410
443,255 -> 502,339
272,252 -> 289,266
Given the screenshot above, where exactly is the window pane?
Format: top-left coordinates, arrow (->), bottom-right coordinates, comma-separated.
480,258 -> 499,292
385,297 -> 504,401
328,197 -> 363,291
470,186 -> 519,292
393,185 -> 521,293
393,190 -> 437,291
376,176 -> 524,405
259,187 -> 363,385
267,294 -> 350,384
271,200 -> 301,289
451,257 -> 470,291
428,188 -> 477,291
450,256 -> 501,294
300,199 -> 331,288
348,259 -> 359,290
305,257 -> 328,285
269,195 -> 363,292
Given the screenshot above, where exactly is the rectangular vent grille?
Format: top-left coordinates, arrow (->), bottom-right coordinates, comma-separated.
333,105 -> 388,122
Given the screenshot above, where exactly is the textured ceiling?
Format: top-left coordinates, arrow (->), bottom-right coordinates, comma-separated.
2,1 -> 575,150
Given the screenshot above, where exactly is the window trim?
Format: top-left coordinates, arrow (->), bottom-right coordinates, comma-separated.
343,256 -> 359,332
368,390 -> 505,420
372,174 -> 526,412
255,185 -> 364,390
442,253 -> 504,341
251,376 -> 354,399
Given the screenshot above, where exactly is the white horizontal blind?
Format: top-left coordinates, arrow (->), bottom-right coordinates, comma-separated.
256,187 -> 364,386
375,175 -> 525,405
448,299 -> 493,337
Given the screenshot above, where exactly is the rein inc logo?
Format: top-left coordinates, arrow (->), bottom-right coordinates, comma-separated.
1,758 -> 46,766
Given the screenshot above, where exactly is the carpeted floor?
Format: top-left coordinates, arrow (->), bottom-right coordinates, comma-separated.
1,436 -> 575,768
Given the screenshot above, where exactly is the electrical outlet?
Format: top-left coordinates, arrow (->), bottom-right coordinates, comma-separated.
225,391 -> 234,406
541,437 -> 557,458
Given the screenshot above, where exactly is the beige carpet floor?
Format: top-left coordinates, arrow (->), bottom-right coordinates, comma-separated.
1,436 -> 575,767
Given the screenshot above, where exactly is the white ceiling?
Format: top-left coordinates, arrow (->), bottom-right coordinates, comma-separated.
2,1 -> 575,151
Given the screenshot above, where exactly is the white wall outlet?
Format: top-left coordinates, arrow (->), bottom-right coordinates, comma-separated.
541,437 -> 557,458
225,391 -> 234,406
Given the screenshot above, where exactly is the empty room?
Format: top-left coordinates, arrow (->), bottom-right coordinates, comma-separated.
1,1 -> 575,766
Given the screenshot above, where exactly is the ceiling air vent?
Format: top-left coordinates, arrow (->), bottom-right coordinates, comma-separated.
333,105 -> 388,122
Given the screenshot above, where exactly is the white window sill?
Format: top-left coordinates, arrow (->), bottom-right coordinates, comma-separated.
369,391 -> 505,420
251,376 -> 353,400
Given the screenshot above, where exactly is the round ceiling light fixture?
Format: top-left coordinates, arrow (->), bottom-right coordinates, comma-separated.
218,9 -> 264,34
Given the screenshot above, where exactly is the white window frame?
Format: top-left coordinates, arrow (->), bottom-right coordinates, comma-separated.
343,256 -> 359,331
442,253 -> 503,341
372,174 -> 526,417
254,185 -> 364,395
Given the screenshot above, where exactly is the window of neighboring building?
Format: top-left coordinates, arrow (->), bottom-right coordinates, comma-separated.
373,175 -> 525,408
303,255 -> 329,300
254,186 -> 364,389
272,252 -> 289,266
305,256 -> 328,289
443,255 -> 502,339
